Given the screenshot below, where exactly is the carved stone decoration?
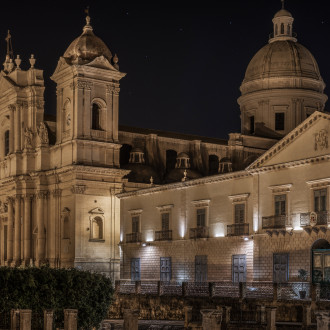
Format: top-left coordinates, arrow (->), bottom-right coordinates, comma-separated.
71,185 -> 86,194
106,85 -> 120,94
37,122 -> 49,146
17,100 -> 28,109
314,129 -> 328,151
0,201 -> 8,213
77,80 -> 92,90
24,127 -> 34,149
36,191 -> 49,199
8,104 -> 16,112
52,189 -> 62,197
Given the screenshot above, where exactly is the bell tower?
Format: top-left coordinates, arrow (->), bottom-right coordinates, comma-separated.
51,14 -> 126,168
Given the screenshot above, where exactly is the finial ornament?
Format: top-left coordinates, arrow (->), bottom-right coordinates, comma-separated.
281,0 -> 285,9
83,6 -> 93,32
5,30 -> 13,59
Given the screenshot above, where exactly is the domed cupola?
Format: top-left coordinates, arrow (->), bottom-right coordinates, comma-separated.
63,15 -> 113,65
238,0 -> 327,138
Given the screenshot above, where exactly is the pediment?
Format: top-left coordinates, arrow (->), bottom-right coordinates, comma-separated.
89,207 -> 104,214
248,112 -> 330,169
85,55 -> 117,70
51,57 -> 71,77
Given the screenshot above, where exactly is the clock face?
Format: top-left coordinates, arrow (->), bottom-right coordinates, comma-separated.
66,113 -> 71,126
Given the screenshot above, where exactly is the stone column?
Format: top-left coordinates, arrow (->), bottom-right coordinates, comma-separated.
112,86 -> 120,142
7,197 -> 14,264
200,309 -> 222,330
184,306 -> 193,328
36,190 -> 47,265
23,195 -> 31,265
106,85 -> 114,141
15,104 -> 21,151
44,310 -> 53,330
303,305 -> 311,328
13,195 -> 21,265
19,309 -> 31,330
266,307 -> 277,330
123,309 -> 139,330
9,105 -> 15,153
64,309 -> 78,330
10,309 -> 19,330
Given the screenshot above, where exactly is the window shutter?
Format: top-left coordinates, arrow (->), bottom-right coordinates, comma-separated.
235,204 -> 245,224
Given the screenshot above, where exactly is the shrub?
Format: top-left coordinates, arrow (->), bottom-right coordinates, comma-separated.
0,266 -> 114,329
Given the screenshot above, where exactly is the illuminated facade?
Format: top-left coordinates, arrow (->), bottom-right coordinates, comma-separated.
118,5 -> 330,283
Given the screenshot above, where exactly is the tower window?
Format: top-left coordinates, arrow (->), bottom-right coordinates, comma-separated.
275,113 -> 285,131
275,24 -> 278,35
281,23 -> 284,34
249,116 -> 255,134
91,103 -> 101,130
4,130 -> 9,156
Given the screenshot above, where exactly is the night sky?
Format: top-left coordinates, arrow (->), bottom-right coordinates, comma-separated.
1,0 -> 330,139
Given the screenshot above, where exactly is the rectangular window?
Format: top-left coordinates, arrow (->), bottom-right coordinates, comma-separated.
275,195 -> 286,216
132,216 -> 139,233
195,255 -> 207,282
160,257 -> 171,281
161,213 -> 170,231
197,209 -> 206,227
234,204 -> 245,224
314,189 -> 327,212
249,116 -> 255,134
232,254 -> 246,283
275,112 -> 285,131
131,258 -> 140,281
273,253 -> 289,283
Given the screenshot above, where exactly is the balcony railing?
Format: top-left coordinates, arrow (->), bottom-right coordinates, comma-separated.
155,230 -> 172,241
126,232 -> 142,243
227,223 -> 249,236
300,211 -> 330,226
189,226 -> 209,239
262,215 -> 287,229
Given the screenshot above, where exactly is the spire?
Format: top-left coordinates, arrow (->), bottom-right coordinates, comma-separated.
3,30 -> 15,73
83,6 -> 93,33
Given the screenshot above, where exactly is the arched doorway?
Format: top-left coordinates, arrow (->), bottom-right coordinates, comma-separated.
312,239 -> 330,283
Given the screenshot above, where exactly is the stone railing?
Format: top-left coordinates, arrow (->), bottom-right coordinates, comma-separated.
155,230 -> 172,241
262,215 -> 288,229
227,223 -> 249,236
90,129 -> 106,140
300,211 -> 330,226
115,280 -> 325,302
126,232 -> 142,243
189,226 -> 208,239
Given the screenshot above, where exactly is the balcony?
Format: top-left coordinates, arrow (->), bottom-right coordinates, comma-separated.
227,223 -> 249,236
189,226 -> 209,239
300,211 -> 330,228
155,230 -> 172,241
262,215 -> 288,229
126,232 -> 142,243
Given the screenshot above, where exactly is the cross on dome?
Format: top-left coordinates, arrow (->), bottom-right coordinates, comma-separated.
281,0 -> 285,9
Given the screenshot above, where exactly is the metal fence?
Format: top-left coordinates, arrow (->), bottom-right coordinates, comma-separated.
227,223 -> 249,236
246,281 -> 274,300
262,215 -> 287,229
155,230 -> 172,241
189,227 -> 209,239
277,282 -> 311,300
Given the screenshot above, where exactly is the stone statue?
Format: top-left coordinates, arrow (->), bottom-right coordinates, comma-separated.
24,127 -> 34,149
37,122 -> 49,145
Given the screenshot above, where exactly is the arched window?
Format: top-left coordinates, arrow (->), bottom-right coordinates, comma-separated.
281,23 -> 284,34
209,155 -> 219,175
92,103 -> 101,130
92,217 -> 103,240
4,130 -> 9,156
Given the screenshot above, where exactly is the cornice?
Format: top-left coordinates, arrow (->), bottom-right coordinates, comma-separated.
117,170 -> 250,199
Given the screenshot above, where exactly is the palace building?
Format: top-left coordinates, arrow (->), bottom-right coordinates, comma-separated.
118,5 -> 330,284
0,2 -> 329,286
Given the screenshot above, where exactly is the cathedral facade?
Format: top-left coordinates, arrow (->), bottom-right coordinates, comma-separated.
0,11 -> 269,280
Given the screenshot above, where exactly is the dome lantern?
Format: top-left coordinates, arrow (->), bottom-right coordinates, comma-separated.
270,0 -> 296,43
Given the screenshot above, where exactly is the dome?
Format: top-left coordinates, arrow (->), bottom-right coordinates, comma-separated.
274,9 -> 292,18
241,40 -> 324,95
63,16 -> 112,64
177,152 -> 189,158
123,163 -> 160,184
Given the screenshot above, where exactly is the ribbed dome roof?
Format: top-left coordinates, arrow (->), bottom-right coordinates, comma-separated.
64,16 -> 112,64
241,40 -> 324,94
